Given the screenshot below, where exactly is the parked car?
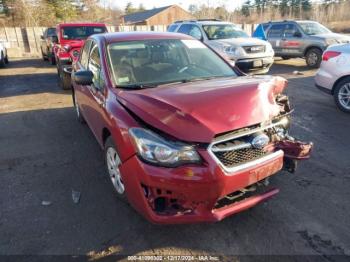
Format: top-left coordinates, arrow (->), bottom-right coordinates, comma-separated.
315,44 -> 350,113
53,22 -> 107,90
168,19 -> 275,74
71,32 -> 312,224
0,40 -> 9,67
40,27 -> 57,64
253,20 -> 350,68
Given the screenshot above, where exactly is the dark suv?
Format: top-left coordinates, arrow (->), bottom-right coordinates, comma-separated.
254,20 -> 350,68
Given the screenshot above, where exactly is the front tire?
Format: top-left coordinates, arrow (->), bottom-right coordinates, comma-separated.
334,77 -> 350,113
305,48 -> 322,68
105,137 -> 127,201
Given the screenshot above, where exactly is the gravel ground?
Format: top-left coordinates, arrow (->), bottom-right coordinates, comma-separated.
0,58 -> 349,261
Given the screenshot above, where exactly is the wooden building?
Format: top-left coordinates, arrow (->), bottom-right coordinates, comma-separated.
120,5 -> 193,26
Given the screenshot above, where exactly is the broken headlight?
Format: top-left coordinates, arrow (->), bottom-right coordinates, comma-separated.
129,128 -> 201,167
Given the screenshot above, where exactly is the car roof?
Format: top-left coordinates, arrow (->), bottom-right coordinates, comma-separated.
261,20 -> 318,25
57,22 -> 106,27
100,32 -> 194,44
173,19 -> 234,25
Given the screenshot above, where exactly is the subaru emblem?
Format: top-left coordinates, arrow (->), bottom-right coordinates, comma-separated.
251,133 -> 270,149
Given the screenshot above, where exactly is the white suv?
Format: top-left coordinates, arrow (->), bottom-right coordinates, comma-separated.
168,19 -> 274,74
0,40 -> 9,67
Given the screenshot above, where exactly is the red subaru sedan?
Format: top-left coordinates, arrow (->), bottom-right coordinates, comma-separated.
71,32 -> 312,224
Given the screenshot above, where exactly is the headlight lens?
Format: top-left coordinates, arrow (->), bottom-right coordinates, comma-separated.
223,46 -> 244,57
129,128 -> 201,167
266,43 -> 274,54
325,39 -> 338,45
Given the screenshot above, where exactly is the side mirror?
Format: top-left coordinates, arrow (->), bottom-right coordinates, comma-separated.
40,35 -> 44,40
50,35 -> 59,44
294,31 -> 302,38
73,70 -> 93,85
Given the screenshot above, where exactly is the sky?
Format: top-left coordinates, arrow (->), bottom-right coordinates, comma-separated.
104,0 -> 246,12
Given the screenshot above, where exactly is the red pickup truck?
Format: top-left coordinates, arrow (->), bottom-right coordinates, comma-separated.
71,32 -> 312,224
51,22 -> 107,90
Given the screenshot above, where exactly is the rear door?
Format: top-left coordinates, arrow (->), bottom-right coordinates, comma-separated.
280,23 -> 304,57
266,23 -> 286,55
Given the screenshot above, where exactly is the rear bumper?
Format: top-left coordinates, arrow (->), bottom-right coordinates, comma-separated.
119,149 -> 284,224
236,57 -> 274,73
314,68 -> 336,94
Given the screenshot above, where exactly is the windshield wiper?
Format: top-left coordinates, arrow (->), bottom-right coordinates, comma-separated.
117,84 -> 157,89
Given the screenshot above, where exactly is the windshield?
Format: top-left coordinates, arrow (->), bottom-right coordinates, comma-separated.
107,39 -> 237,88
47,28 -> 56,37
203,24 -> 249,40
298,22 -> 331,35
61,26 -> 106,40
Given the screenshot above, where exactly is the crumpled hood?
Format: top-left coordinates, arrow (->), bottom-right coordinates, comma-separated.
117,76 -> 287,143
64,40 -> 85,49
213,37 -> 269,47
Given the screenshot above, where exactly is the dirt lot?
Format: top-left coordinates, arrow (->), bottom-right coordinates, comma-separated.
0,58 -> 349,261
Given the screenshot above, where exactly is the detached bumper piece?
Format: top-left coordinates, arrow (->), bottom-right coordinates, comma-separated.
276,140 -> 313,173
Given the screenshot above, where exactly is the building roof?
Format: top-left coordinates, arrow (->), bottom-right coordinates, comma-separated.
122,5 -> 172,24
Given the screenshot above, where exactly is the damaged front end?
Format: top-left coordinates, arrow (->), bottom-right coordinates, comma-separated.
209,86 -> 313,176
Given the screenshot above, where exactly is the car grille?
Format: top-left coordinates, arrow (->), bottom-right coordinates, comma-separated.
213,148 -> 268,168
243,45 -> 265,54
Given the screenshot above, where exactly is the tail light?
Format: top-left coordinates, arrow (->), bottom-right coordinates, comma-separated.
322,51 -> 341,61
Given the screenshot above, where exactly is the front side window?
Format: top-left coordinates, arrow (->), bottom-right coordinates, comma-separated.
61,26 -> 106,40
283,24 -> 300,38
202,24 -> 249,40
88,43 -> 104,89
107,39 -> 237,87
298,22 -> 331,35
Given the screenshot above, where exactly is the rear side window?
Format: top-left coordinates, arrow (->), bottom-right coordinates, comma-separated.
268,24 -> 286,38
79,40 -> 92,68
177,24 -> 193,34
167,24 -> 178,32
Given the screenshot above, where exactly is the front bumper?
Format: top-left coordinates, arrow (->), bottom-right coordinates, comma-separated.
236,57 -> 274,73
119,149 -> 284,224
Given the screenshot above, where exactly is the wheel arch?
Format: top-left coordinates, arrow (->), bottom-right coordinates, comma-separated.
332,75 -> 350,95
102,127 -> 111,147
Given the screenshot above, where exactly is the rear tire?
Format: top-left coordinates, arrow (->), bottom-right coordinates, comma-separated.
104,137 -> 127,202
4,55 -> 8,64
58,63 -> 71,90
333,77 -> 350,113
50,54 -> 56,65
72,91 -> 86,123
305,48 -> 322,68
0,52 -> 5,67
41,48 -> 48,61
281,56 -> 291,60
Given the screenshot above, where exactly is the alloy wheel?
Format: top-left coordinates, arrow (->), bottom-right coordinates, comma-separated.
338,83 -> 350,110
106,147 -> 125,194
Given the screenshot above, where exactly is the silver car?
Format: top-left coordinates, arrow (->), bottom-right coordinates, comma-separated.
315,43 -> 350,113
168,19 -> 274,74
258,20 -> 350,68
